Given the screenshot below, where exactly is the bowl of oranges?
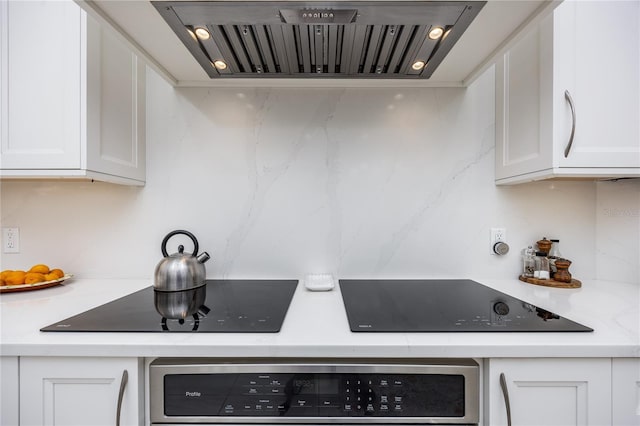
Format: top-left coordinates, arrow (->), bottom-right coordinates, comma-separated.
0,265 -> 71,293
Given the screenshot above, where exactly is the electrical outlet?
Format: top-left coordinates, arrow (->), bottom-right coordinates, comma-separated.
3,227 -> 20,253
490,227 -> 506,255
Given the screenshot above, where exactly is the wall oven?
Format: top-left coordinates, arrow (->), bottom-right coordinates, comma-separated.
149,358 -> 479,425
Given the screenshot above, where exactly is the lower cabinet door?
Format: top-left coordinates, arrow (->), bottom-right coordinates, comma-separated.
612,358 -> 640,426
486,358 -> 612,426
20,357 -> 141,426
1,356 -> 19,426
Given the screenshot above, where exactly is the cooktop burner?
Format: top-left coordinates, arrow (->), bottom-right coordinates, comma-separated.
41,280 -> 298,333
340,279 -> 592,332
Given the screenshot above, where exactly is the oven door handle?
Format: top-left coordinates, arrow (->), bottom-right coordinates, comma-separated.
499,372 -> 512,426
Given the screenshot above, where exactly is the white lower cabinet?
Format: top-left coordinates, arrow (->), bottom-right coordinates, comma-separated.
612,358 -> 640,426
19,357 -> 143,426
7,356 -> 637,425
1,356 -> 19,426
485,358 -> 612,426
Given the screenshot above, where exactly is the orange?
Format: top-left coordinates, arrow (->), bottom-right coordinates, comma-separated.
25,273 -> 46,284
48,269 -> 64,279
0,278 -> 5,286
0,270 -> 13,280
45,272 -> 61,281
5,271 -> 26,285
29,264 -> 50,274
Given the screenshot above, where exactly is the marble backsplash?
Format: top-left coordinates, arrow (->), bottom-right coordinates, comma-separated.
1,67 -> 638,284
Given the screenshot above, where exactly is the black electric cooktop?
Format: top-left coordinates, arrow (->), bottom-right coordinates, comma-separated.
340,279 -> 592,332
41,280 -> 298,333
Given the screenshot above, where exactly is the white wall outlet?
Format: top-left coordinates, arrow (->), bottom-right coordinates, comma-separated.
2,227 -> 20,253
490,227 -> 506,255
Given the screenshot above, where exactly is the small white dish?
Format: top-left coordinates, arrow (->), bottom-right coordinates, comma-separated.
303,274 -> 335,291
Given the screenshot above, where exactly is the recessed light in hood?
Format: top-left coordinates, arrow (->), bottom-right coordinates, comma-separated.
213,60 -> 228,69
194,27 -> 211,39
151,1 -> 486,79
411,60 -> 426,71
428,26 -> 444,40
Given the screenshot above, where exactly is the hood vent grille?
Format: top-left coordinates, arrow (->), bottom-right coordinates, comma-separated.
213,24 -> 426,75
153,1 -> 486,79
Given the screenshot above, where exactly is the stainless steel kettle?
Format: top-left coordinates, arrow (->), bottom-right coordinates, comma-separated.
154,230 -> 210,292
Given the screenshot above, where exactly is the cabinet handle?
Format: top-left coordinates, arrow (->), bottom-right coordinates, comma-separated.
116,369 -> 128,426
499,372 -> 512,426
563,90 -> 576,158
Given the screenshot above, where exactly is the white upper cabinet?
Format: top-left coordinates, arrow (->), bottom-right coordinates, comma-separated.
0,0 -> 145,185
495,1 -> 640,185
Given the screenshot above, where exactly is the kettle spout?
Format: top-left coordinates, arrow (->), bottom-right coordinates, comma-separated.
197,252 -> 211,264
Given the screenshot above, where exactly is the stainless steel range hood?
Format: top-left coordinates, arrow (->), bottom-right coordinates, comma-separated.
152,1 -> 486,79
76,0 -> 553,86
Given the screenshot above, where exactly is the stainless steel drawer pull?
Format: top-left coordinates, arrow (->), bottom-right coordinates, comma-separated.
564,90 -> 576,158
116,369 -> 128,426
499,372 -> 512,426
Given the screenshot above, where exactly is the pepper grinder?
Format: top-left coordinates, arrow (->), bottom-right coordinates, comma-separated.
554,259 -> 573,283
536,237 -> 552,255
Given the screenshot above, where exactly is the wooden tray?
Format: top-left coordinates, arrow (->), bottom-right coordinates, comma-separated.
519,275 -> 581,288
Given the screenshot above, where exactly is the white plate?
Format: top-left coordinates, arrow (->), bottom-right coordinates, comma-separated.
0,274 -> 73,293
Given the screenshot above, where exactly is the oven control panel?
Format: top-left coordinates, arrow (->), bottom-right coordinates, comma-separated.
164,373 -> 463,417
150,359 -> 480,424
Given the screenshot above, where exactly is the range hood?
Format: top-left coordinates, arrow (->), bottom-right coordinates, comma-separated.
151,1 -> 485,79
77,0 -> 553,86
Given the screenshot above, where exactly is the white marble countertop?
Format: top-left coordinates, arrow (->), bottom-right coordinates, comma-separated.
1,278 -> 638,358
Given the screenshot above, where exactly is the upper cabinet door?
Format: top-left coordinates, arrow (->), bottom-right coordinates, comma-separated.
85,18 -> 146,182
1,0 -> 82,169
494,14 -> 554,182
0,0 -> 145,185
555,0 -> 640,169
495,1 -> 640,184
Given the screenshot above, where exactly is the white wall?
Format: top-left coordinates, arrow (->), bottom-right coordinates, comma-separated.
1,67 -> 638,284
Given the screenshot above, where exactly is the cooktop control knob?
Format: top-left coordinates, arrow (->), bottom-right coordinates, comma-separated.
493,301 -> 510,316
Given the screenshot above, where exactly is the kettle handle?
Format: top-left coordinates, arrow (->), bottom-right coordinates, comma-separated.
161,230 -> 199,257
